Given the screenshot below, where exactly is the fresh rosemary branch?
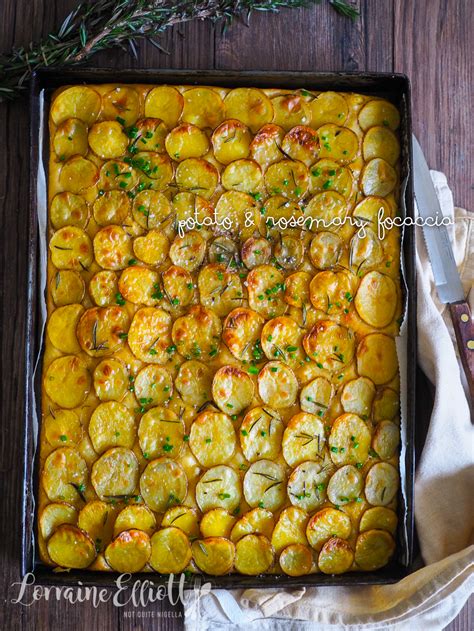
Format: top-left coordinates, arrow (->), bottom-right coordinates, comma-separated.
0,0 -> 359,102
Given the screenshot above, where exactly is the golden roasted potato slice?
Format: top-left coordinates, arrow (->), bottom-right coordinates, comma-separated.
230,507 -> 274,542
77,306 -> 129,357
93,225 -> 134,270
355,271 -> 397,328
128,307 -> 173,364
195,465 -> 242,513
274,235 -> 304,271
265,159 -> 309,199
78,500 -> 115,552
288,460 -> 331,511
284,271 -> 312,309
282,412 -> 326,467
352,196 -> 392,234
44,355 -> 91,409
310,159 -> 353,198
310,91 -> 348,128
360,507 -> 397,535
328,413 -> 371,466
281,125 -> 319,166
133,117 -> 168,153
99,160 -> 138,192
145,86 -> 184,127
51,270 -> 85,306
247,264 -> 287,319
138,407 -> 184,460
182,87 -> 224,128
118,266 -> 160,306
240,406 -> 283,462
54,118 -> 89,160
223,307 -> 265,362
39,502 -> 78,540
200,509 -> 237,538
44,409 -> 83,447
51,86 -> 101,126
309,270 -> 354,317
89,270 -> 119,307
235,534 -> 274,575
215,190 -> 259,240
279,543 -> 313,576
102,86 -> 140,126
42,447 -> 88,504
173,191 -> 214,234
212,365 -> 254,415
260,196 -> 304,239
357,333 -> 398,385
271,506 -> 308,555
372,421 -> 399,461
341,377 -> 376,419
133,230 -> 170,266
132,152 -> 173,190
327,464 -> 363,505
272,95 -> 311,130
198,264 -> 243,317
365,462 -> 399,506
162,265 -> 194,308
105,529 -> 151,572
165,123 -> 209,160
224,88 -> 273,133
300,376 -> 333,418
161,506 -> 200,538
47,303 -> 84,353
93,358 -> 128,402
258,361 -> 298,409
59,156 -> 99,193
114,504 -> 157,537
134,365 -> 173,407
358,99 -> 400,131
150,527 -> 192,573
241,237 -> 272,269
140,458 -> 187,512
175,158 -> 218,199
318,537 -> 354,574
50,226 -> 93,271
354,529 -> 395,571
373,387 -> 399,422
189,411 -> 236,468
192,537 -> 235,575
363,126 -> 400,166
212,119 -> 252,164
243,460 -> 286,511
93,190 -> 130,226
361,158 -> 397,197
306,507 -> 351,551
172,305 -> 222,360
303,320 -> 355,371
88,121 -> 129,159
47,524 -> 96,569
250,124 -> 285,168
349,228 -> 384,274
221,158 -> 263,194
261,316 -> 304,368
169,230 -> 207,272
91,447 -> 139,500
88,401 -> 136,454
174,360 -> 212,407
304,191 -> 348,231
317,124 -> 359,163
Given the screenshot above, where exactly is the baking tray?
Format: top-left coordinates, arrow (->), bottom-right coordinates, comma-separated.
24,68 -> 416,588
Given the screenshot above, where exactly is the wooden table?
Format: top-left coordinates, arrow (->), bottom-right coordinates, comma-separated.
0,1 -> 471,629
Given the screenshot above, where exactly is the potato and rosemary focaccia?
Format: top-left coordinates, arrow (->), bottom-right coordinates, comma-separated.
39,82 -> 403,576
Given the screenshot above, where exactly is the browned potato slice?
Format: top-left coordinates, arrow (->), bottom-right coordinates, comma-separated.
44,356 -> 91,409
99,160 -> 138,191
327,464 -> 363,505
189,411 -> 236,468
182,87 -> 224,128
161,506 -> 200,538
44,409 -> 83,447
272,95 -> 311,130
102,86 -> 140,126
89,270 -> 119,307
192,537 -> 235,575
363,126 -> 400,166
271,506 -> 308,555
274,235 -> 304,272
358,99 -> 400,131
318,537 -> 354,574
78,500 -> 115,552
93,358 -> 128,402
243,460 -> 286,511
258,361 -> 298,409
349,229 -> 383,274
309,270 -> 354,317
300,376 -> 334,417
373,387 -> 399,421
310,159 -> 353,198
200,509 -> 237,538
53,118 -> 89,160
91,447 -> 139,500
304,191 -> 347,230
93,225 -> 134,270
105,529 -> 151,572
212,365 -> 254,415
162,265 -> 194,308
352,196 -> 392,234
93,190 -> 130,226
198,264 -> 243,317
132,152 -> 173,190
223,307 -> 265,362
224,88 -> 273,133
114,504 -> 157,537
42,447 -> 88,504
281,125 -> 319,166
118,266 -> 160,306
240,406 -> 283,462
128,307 -> 173,364
355,271 -> 397,328
359,506 -> 397,535
261,316 -> 304,368
303,320 -> 355,371
247,264 -> 287,319
172,305 -> 222,360
88,401 -> 136,454
279,543 -> 313,576
221,158 -> 263,194
265,159 -> 309,199
59,156 -> 99,193
259,195 -> 304,239
134,365 -> 173,407
140,458 -> 188,512
165,123 -> 209,160
354,529 -> 395,570
50,226 -> 93,271
145,86 -> 183,127
328,413 -> 371,466
357,333 -> 398,385
361,158 -> 397,197
365,462 -> 399,506
48,524 -> 96,569
138,407 -> 184,460
51,86 -> 101,126
150,527 -> 192,573
77,306 -> 129,357
47,303 -> 84,353
288,460 -> 331,511
133,117 -> 168,153
169,230 -> 206,272
310,92 -> 348,128
212,119 -> 252,164
284,271 -> 312,308
317,124 -> 359,163
215,190 -> 259,240
39,502 -> 78,540
195,465 -> 242,513
51,270 -> 85,306
341,377 -> 376,418
173,191 -> 214,234
88,121 -> 128,159
241,237 -> 272,269
133,230 -> 169,266
235,534 -> 274,575
250,124 -> 285,168
175,158 -> 218,199
306,507 -> 351,551
175,360 -> 213,407
230,507 -> 274,542
282,412 -> 326,467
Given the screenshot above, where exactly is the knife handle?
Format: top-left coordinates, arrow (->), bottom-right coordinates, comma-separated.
448,301 -> 474,404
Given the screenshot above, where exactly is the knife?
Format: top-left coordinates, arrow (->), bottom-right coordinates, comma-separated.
413,135 -> 474,403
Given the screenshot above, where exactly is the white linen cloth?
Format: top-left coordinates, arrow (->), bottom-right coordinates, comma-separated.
184,171 -> 474,631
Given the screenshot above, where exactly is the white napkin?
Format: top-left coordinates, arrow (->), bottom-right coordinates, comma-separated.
184,171 -> 474,631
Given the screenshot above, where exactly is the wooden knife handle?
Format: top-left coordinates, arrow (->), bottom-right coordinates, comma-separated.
448,300 -> 474,404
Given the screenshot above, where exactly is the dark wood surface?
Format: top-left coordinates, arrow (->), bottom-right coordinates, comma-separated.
0,1 -> 471,629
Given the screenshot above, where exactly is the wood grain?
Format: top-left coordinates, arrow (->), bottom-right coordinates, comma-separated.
0,1 -> 471,630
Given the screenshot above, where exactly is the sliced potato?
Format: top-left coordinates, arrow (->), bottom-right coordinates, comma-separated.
174,360 -> 212,407
91,447 -> 139,500
44,356 -> 91,409
138,407 -> 184,460
303,320 -> 355,372
114,504 -> 157,537
261,316 -> 304,369
224,88 -> 273,133
235,534 -> 274,575
355,529 -> 395,571
200,509 -> 237,538
327,464 -> 363,505
306,507 -> 351,551
240,406 -> 283,462
215,190 -> 258,240
372,420 -> 399,460
192,537 -> 235,575
93,225 -> 134,270
105,529 -> 151,572
161,506 -> 200,538
258,361 -> 298,409
352,195 -> 392,236
47,303 -> 84,353
50,226 -> 93,271
221,158 -> 263,194
279,543 -> 313,576
247,264 -> 287,319
93,359 -> 128,402
209,236 -> 240,265
145,86 -> 183,127
310,270 -> 353,317
189,411 -> 236,468
77,306 -> 129,357
287,460 -> 331,511
128,307 -> 173,364
271,506 -> 308,555
169,230 -> 206,273
42,447 -> 88,504
165,123 -> 209,160
195,465 -> 242,513
341,377 -> 376,418
264,158 -> 309,199
140,458 -> 188,512
102,86 -> 140,126
318,537 -> 354,574
44,409 -> 83,447
134,365 -> 173,407
198,264 -> 243,317
212,119 -> 252,164
260,196 -> 304,240
222,307 -> 265,362
282,412 -> 326,467
361,158 -> 397,197
150,527 -> 192,573
284,271 -> 312,309
78,500 -> 115,552
182,87 -> 224,128
54,118 -> 88,160
300,376 -> 334,417
310,160 -> 353,198
133,230 -> 170,266
51,86 -> 101,126
364,462 -> 399,506
328,413 -> 371,466
356,333 -> 398,385
47,524 -> 96,569
274,235 -> 304,271
39,502 -> 78,540
304,191 -> 347,230
309,232 -> 344,272
250,124 -> 285,168
272,95 -> 311,130
358,99 -> 400,131
99,160 -> 138,191
132,190 -> 172,229
88,121 -> 128,159
51,270 -> 85,306
373,387 -> 399,422
132,151 -> 173,190
355,271 -> 397,328
281,125 -> 319,165
317,124 -> 359,163
133,117 -> 168,153
88,401 -> 136,454
360,507 -> 397,535
162,265 -> 194,308
172,305 -> 222,360
175,158 -> 218,200
349,228 -> 383,273
363,126 -> 400,166
92,190 -> 130,226
212,365 -> 254,415
241,237 -> 272,269
59,156 -> 99,193
118,266 -> 160,306
89,270 -> 119,307
310,92 -> 348,128
243,460 -> 286,511
230,507 -> 274,542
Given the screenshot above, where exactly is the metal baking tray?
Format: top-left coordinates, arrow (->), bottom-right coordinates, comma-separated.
24,68 -> 416,588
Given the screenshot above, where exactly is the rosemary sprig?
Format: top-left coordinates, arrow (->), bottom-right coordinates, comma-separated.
0,0 -> 358,102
